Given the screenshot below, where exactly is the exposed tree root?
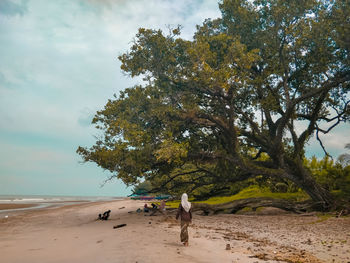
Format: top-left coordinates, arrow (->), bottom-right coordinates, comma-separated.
191,197 -> 320,215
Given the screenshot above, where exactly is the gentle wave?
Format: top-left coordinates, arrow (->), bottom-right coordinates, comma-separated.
0,195 -> 123,203
0,195 -> 124,216
10,198 -> 46,202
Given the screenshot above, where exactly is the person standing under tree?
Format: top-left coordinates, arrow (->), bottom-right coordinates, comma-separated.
176,193 -> 192,246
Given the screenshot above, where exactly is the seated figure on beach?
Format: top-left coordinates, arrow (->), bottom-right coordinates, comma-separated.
99,210 -> 111,220
149,202 -> 161,216
150,200 -> 167,216
159,200 -> 166,212
143,204 -> 149,212
151,200 -> 165,216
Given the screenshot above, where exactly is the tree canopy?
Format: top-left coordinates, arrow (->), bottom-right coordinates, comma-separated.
77,0 -> 350,209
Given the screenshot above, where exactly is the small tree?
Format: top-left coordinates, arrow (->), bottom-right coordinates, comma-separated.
338,143 -> 350,166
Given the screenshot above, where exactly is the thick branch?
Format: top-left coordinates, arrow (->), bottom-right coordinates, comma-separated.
192,197 -> 315,215
297,91 -> 328,149
315,129 -> 331,157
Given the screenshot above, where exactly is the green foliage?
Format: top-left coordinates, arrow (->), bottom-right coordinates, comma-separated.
253,175 -> 299,193
78,0 -> 350,205
132,181 -> 153,195
198,185 -> 308,204
155,139 -> 189,164
305,156 -> 350,201
305,156 -> 350,200
338,143 -> 350,166
166,185 -> 308,208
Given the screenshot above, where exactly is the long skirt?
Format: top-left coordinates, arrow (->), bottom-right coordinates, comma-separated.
180,221 -> 190,243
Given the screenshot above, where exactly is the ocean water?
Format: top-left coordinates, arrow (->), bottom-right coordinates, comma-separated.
0,195 -> 124,215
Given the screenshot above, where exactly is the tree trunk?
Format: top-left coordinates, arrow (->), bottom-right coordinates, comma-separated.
299,176 -> 333,210
286,159 -> 334,211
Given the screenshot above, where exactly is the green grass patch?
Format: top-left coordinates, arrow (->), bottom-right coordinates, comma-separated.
235,207 -> 252,214
165,185 -> 309,207
166,200 -> 180,209
196,185 -> 308,205
310,213 -> 333,224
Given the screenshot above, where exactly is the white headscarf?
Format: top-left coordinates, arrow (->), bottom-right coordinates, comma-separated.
181,193 -> 191,212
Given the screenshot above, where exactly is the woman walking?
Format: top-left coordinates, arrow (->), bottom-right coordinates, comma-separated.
176,193 -> 192,246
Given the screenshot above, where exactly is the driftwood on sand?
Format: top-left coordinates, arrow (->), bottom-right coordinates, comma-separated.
113,224 -> 127,229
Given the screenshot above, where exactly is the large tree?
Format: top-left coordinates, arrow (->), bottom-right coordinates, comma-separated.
78,0 -> 350,209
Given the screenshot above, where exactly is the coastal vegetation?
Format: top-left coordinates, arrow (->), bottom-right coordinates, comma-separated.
77,0 -> 350,212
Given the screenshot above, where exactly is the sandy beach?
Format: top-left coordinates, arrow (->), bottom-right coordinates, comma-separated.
0,199 -> 349,263
0,203 -> 39,210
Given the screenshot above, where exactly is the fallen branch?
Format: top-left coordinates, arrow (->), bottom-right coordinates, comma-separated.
192,197 -> 315,215
113,224 -> 127,229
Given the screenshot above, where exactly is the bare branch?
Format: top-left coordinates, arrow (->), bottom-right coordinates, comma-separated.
297,90 -> 328,148
293,71 -> 350,105
316,129 -> 332,158
149,169 -> 206,193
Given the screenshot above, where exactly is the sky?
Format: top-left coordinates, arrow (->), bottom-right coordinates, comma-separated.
0,0 -> 222,197
0,0 -> 349,197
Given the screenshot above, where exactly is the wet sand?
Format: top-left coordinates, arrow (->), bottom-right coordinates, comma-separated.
0,199 -> 349,263
0,204 -> 39,210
